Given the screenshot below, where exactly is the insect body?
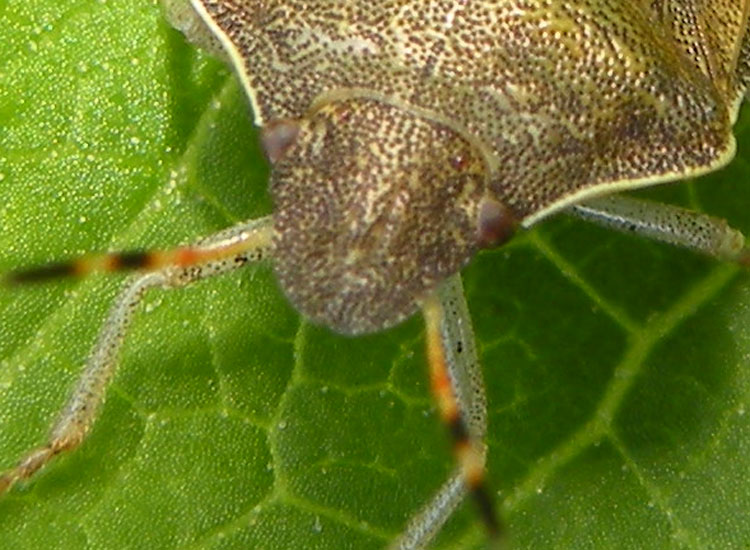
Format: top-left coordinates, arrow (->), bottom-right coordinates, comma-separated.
1,1 -> 749,549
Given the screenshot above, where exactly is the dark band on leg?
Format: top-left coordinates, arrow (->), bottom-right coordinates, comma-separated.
471,482 -> 502,538
110,251 -> 151,270
5,262 -> 77,284
423,295 -> 502,545
448,413 -> 469,444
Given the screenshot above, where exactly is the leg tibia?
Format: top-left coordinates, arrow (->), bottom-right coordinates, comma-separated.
572,195 -> 748,263
390,471 -> 465,550
0,217 -> 273,495
161,0 -> 227,60
391,274 -> 494,550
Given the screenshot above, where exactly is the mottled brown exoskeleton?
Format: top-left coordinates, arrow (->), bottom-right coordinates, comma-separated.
2,1 -> 749,548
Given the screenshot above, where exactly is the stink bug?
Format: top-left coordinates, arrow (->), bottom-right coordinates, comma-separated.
1,1 -> 749,549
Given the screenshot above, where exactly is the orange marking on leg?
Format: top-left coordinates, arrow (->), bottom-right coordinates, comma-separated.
455,439 -> 485,488
424,298 -> 461,422
75,256 -> 112,276
423,293 -> 501,543
175,248 -> 199,267
102,254 -> 119,272
72,258 -> 93,276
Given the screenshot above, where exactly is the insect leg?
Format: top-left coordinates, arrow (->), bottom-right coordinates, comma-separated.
162,0 -> 227,60
391,274 -> 498,549
571,195 -> 749,264
4,217 -> 274,284
0,216 -> 273,495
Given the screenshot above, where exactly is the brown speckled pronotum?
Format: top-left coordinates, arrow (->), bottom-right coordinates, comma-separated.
2,1 -> 749,548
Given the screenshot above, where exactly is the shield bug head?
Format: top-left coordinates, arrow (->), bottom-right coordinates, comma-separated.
0,2 -> 749,550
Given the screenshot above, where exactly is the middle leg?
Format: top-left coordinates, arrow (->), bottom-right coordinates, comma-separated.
570,194 -> 749,263
0,216 -> 274,495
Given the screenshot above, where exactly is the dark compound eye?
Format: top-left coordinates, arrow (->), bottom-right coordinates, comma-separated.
261,119 -> 301,164
476,196 -> 517,248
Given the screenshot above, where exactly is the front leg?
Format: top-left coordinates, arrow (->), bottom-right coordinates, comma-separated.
0,216 -> 273,494
391,274 -> 497,550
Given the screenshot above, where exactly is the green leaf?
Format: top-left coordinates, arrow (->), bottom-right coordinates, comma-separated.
0,2 -> 748,549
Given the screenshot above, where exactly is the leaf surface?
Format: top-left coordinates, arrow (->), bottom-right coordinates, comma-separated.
0,2 -> 748,549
